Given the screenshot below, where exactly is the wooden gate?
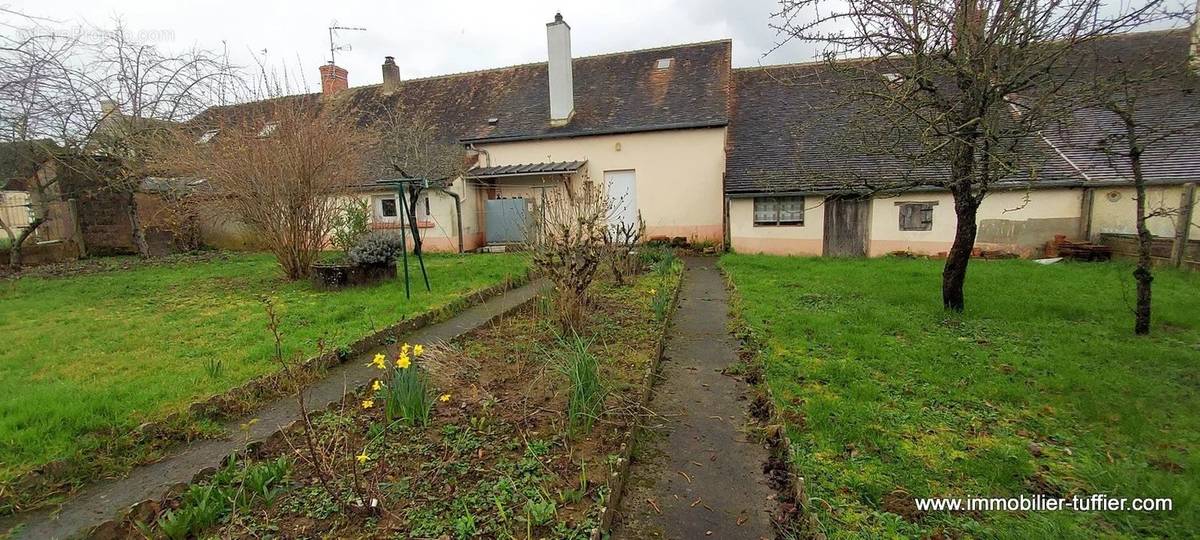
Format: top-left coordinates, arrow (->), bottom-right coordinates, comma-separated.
823,196 -> 870,257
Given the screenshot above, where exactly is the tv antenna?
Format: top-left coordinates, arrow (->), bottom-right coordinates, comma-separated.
327,23 -> 366,64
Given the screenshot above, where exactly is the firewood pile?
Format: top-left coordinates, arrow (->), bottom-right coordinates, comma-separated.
1046,235 -> 1112,261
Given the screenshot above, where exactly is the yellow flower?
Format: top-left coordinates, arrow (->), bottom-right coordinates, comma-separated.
396,354 -> 411,369
371,380 -> 383,392
370,353 -> 387,370
356,451 -> 369,465
361,399 -> 374,409
649,288 -> 657,295
439,393 -> 451,402
413,344 -> 425,357
401,343 -> 411,356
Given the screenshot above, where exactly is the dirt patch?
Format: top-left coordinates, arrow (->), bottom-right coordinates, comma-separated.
882,489 -> 925,523
0,250 -> 230,280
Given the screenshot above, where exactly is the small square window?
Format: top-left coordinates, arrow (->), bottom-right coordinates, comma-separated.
380,198 -> 398,218
753,196 -> 804,226
257,122 -> 279,138
898,202 -> 934,231
655,57 -> 673,69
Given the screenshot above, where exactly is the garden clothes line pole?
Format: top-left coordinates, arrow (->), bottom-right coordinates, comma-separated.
379,177 -> 433,298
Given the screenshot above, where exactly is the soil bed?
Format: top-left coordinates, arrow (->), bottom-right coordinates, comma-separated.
123,263 -> 681,539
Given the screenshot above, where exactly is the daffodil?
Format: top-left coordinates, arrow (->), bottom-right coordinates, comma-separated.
361,399 -> 374,409
439,393 -> 451,402
356,451 -> 369,465
370,353 -> 387,370
401,343 -> 411,356
413,344 -> 425,357
649,288 -> 657,296
396,354 -> 411,369
371,380 -> 383,392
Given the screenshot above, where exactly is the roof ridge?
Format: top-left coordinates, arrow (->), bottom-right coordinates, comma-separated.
356,38 -> 733,86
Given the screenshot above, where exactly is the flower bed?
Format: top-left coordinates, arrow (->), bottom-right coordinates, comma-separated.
115,252 -> 683,539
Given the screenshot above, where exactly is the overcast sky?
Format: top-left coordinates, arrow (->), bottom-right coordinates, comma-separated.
10,0 -> 817,93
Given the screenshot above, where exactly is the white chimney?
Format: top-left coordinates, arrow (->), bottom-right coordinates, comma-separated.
546,12 -> 574,125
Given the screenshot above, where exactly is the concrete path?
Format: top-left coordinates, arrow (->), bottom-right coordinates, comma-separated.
3,279 -> 545,540
614,257 -> 774,540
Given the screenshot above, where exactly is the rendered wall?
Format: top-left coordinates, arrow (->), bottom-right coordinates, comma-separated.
728,196 -> 825,255
477,127 -> 727,244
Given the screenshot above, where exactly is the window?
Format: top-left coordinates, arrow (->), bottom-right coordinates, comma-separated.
753,196 -> 804,226
898,202 -> 935,231
257,122 -> 279,138
655,57 -> 674,69
195,129 -> 219,144
380,198 -> 398,218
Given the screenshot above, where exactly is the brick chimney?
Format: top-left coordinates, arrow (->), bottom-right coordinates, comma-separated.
382,56 -> 401,94
546,12 -> 574,125
319,63 -> 349,96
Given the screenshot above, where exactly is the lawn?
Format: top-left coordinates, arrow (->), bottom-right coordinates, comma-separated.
0,252 -> 528,485
721,254 -> 1200,539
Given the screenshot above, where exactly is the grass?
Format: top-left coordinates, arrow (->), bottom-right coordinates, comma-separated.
721,254 -> 1200,539
0,252 -> 527,484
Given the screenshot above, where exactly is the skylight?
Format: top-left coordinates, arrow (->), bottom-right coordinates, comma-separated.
195,128 -> 219,144
655,57 -> 673,69
257,122 -> 279,138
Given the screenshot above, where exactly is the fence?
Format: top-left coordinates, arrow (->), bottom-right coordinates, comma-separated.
1100,233 -> 1200,270
0,193 -> 83,263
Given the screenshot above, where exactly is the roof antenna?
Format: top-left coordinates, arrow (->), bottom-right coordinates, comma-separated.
328,22 -> 366,65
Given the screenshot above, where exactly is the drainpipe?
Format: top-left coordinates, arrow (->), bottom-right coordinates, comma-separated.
437,186 -> 465,253
722,194 -> 731,252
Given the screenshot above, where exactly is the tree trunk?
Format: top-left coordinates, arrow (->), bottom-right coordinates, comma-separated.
942,189 -> 980,312
127,190 -> 150,257
7,216 -> 45,268
1131,148 -> 1152,335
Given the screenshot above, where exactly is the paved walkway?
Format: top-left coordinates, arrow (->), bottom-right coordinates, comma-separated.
3,280 -> 545,540
615,257 -> 774,539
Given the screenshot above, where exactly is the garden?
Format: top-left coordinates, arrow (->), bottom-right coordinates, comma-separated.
100,244 -> 682,538
0,250 -> 529,512
722,254 -> 1200,538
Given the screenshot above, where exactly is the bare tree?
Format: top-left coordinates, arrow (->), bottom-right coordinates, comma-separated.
374,112 -> 471,257
1067,30 -> 1199,334
85,20 -> 232,256
772,0 -> 1177,311
0,12 -> 234,265
158,102 -> 369,279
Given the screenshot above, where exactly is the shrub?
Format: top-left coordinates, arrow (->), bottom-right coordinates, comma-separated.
348,231 -> 404,267
551,331 -> 606,435
526,182 -> 611,331
330,199 -> 372,255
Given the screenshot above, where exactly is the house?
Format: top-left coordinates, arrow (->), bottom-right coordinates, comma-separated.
191,14 -> 1198,263
192,13 -> 730,253
725,30 -> 1200,261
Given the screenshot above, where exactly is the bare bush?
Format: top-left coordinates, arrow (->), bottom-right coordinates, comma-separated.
526,181 -> 612,331
157,102 -> 369,279
602,211 -> 645,286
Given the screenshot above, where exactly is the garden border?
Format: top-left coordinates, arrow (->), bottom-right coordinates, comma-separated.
591,262 -> 686,539
3,268 -> 533,524
722,268 -> 821,537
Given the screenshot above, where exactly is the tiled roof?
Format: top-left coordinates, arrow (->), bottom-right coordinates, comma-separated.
192,39 -> 731,152
1043,31 -> 1200,186
467,160 -> 585,178
725,30 -> 1199,195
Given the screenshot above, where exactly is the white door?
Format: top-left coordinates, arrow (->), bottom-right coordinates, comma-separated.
604,170 -> 638,230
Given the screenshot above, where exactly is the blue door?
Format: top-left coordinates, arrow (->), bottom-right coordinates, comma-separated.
485,198 -> 528,244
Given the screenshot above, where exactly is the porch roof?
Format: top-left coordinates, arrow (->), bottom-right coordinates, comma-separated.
467,160 -> 585,179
